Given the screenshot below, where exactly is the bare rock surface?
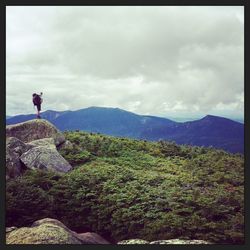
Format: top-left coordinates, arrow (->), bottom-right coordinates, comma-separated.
6,137 -> 33,155
26,138 -> 56,149
117,239 -> 150,244
6,120 -> 72,177
20,146 -> 72,173
149,239 -> 211,244
6,119 -> 65,146
6,137 -> 33,179
117,239 -> 212,244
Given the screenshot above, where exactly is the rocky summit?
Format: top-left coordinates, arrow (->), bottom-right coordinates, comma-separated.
6,119 -> 72,179
6,119 -> 65,146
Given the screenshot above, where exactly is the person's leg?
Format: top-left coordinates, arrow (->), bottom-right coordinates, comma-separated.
36,106 -> 39,118
37,104 -> 41,118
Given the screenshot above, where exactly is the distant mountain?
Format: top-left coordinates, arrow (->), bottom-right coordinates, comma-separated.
140,115 -> 244,154
52,107 -> 175,138
6,107 -> 244,154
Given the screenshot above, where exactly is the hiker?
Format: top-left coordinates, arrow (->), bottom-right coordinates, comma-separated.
32,92 -> 43,119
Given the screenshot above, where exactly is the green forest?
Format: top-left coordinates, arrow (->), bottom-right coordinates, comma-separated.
6,131 -> 244,244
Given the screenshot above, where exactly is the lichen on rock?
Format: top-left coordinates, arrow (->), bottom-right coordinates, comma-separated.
117,239 -> 150,244
6,218 -> 111,244
6,223 -> 82,244
26,138 -> 56,150
149,239 -> 212,244
117,239 -> 211,244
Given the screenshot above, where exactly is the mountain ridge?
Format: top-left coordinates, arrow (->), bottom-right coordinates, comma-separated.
6,107 -> 244,154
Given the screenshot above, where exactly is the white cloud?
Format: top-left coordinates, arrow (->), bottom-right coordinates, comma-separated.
6,6 -> 244,119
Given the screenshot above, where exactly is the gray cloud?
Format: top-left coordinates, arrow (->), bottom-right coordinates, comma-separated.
6,6 -> 244,119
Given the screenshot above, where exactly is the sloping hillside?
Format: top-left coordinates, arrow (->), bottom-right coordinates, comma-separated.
6,130 -> 244,244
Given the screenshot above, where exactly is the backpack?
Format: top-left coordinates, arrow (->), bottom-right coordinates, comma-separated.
33,94 -> 41,105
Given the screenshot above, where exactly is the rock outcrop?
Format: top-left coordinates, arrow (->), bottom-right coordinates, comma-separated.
6,137 -> 33,155
77,232 -> 110,244
6,221 -> 83,244
149,239 -> 211,244
6,119 -> 65,146
6,227 -> 17,234
6,119 -> 72,179
20,146 -> 72,173
6,137 -> 33,179
26,138 -> 56,149
117,239 -> 211,244
6,218 -> 110,244
118,239 -> 150,244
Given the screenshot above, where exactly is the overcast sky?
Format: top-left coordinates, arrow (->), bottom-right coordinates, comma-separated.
6,6 -> 244,119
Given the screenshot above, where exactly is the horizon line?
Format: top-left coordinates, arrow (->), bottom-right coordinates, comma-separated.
6,106 -> 244,122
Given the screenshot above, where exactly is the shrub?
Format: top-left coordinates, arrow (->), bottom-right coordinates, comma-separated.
6,131 -> 244,244
6,177 -> 54,227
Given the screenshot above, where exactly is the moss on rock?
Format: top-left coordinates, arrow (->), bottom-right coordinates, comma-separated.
6,222 -> 82,244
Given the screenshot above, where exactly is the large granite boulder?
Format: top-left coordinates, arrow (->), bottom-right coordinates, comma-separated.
6,221 -> 83,244
6,137 -> 33,179
6,120 -> 72,178
20,146 -> 72,173
6,147 -> 23,179
6,119 -> 65,146
32,218 -> 68,228
6,137 -> 33,156
6,218 -> 110,244
32,218 -> 109,244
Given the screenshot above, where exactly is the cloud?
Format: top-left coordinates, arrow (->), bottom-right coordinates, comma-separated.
6,6 -> 244,118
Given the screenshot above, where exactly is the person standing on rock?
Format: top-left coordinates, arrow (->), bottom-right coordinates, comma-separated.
32,92 -> 43,119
